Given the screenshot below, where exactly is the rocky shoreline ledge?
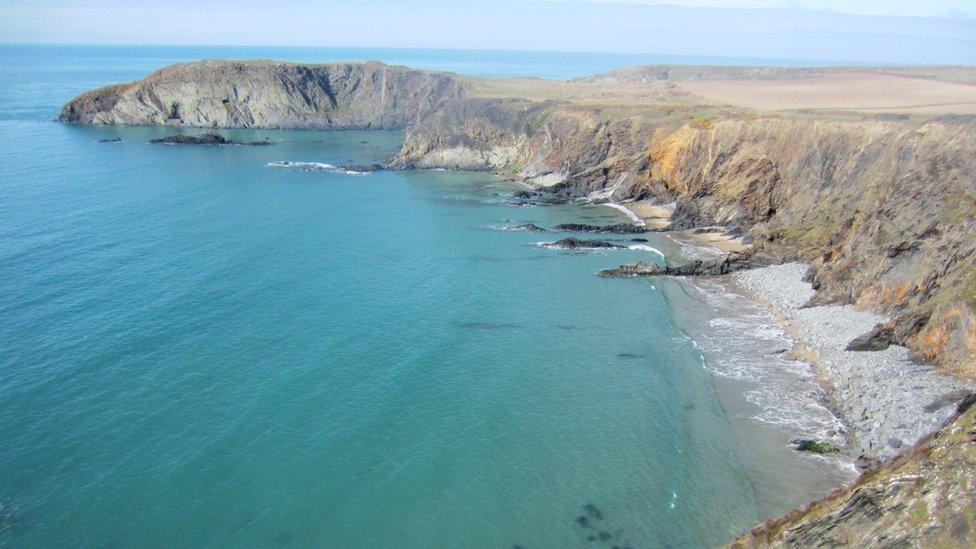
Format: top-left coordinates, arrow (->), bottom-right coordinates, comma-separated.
731,263 -> 973,464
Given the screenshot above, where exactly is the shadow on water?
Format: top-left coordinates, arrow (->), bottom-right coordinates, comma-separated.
570,503 -> 635,548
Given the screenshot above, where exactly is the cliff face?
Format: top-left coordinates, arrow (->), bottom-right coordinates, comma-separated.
728,394 -> 976,548
59,60 -> 466,130
61,62 -> 976,372
397,107 -> 976,377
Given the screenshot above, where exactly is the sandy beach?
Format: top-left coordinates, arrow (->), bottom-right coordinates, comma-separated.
612,200 -> 751,255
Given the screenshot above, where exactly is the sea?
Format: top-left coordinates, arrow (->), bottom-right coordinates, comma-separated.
0,44 -> 852,547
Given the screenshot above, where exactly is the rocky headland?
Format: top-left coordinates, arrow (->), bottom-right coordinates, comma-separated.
61,59 -> 976,545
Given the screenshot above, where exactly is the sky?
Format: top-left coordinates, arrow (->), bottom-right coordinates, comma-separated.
0,1 -> 973,64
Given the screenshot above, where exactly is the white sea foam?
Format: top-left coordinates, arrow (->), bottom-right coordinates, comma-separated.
267,161 -> 369,175
604,202 -> 646,226
666,233 -> 724,260
486,223 -> 542,232
684,278 -> 848,446
627,244 -> 666,258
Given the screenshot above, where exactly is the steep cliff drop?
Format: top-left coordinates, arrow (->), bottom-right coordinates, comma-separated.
61,61 -> 976,545
59,60 -> 466,130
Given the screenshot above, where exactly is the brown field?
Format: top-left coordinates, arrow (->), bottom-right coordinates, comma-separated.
678,72 -> 976,114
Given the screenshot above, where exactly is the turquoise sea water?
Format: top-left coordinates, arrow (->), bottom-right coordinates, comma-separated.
0,45 -> 848,547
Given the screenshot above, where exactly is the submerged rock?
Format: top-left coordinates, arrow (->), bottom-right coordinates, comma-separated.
97,137 -> 122,143
544,237 -> 622,250
149,133 -> 272,146
583,503 -> 603,520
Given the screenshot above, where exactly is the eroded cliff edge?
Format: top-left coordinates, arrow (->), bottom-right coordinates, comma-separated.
62,60 -> 976,544
59,60 -> 465,129
396,102 -> 976,379
62,58 -> 976,412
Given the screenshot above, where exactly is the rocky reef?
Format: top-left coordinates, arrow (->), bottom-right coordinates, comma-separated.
61,60 -> 976,544
396,106 -> 976,378
598,252 -> 764,277
60,60 -> 465,130
149,132 -> 271,145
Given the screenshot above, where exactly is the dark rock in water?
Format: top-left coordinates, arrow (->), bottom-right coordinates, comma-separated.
587,535 -> 597,541
545,238 -> 622,250
513,223 -> 546,232
597,252 -> 765,278
855,452 -> 882,471
149,132 -> 272,146
616,353 -> 646,359
338,163 -> 384,173
791,439 -> 840,454
583,503 -> 603,520
554,223 -> 650,234
576,515 -> 590,528
683,404 -> 695,410
630,238 -> 648,242
508,191 -> 568,206
771,348 -> 789,354
98,137 -> 122,143
846,323 -> 894,352
598,531 -> 613,541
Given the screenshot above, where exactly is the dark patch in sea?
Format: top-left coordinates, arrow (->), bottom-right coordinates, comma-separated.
616,353 -> 647,360
583,503 -> 603,520
460,322 -> 522,330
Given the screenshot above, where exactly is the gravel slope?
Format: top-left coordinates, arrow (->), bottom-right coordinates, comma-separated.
732,263 -> 973,461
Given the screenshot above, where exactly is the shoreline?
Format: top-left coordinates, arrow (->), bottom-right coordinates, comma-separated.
730,263 -> 973,463
604,198 -> 974,465
607,200 -> 750,256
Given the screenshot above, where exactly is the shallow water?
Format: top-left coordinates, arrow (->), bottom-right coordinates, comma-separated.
0,45 -> 847,547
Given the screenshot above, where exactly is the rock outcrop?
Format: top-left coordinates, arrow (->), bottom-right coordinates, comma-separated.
396,106 -> 976,378
61,60 -> 976,376
60,60 -> 465,130
598,252 -> 763,277
543,238 -> 622,250
149,133 -> 271,146
728,394 -> 976,548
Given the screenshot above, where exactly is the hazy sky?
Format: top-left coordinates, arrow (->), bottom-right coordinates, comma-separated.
1,1 -> 973,64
